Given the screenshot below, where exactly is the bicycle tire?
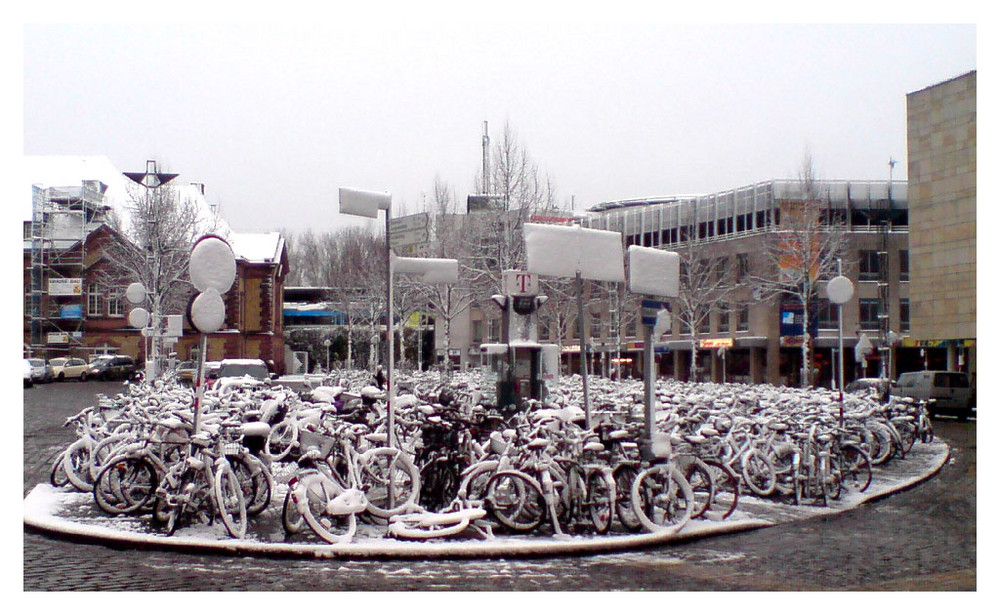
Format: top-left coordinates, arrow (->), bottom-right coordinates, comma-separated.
584,468 -> 615,534
895,421 -> 917,456
822,452 -> 842,502
297,472 -> 357,544
62,439 -> 94,492
866,422 -> 894,465
630,463 -> 694,533
93,456 -> 158,515
741,448 -> 777,497
485,470 -> 546,533
681,457 -> 715,519
282,488 -> 306,535
839,444 -> 873,493
704,459 -> 740,519
554,461 -> 587,527
387,509 -> 486,540
265,419 -> 298,462
612,463 -> 642,532
419,457 -> 461,513
358,447 -> 421,518
214,462 -> 248,539
49,452 -> 70,488
456,461 -> 497,506
229,454 -> 272,516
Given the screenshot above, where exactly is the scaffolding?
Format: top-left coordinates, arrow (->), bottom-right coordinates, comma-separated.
28,181 -> 108,355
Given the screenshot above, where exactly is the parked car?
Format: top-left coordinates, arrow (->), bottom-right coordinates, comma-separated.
844,377 -> 893,402
176,360 -> 197,383
87,355 -> 139,381
26,358 -> 53,384
208,359 -> 271,388
24,359 -> 33,388
49,357 -> 90,381
891,370 -> 974,420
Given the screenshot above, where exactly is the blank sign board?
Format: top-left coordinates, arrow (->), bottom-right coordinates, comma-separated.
628,245 -> 680,298
524,223 -> 625,282
339,187 -> 391,218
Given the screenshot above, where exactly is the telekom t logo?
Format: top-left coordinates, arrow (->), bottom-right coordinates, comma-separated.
514,272 -> 532,294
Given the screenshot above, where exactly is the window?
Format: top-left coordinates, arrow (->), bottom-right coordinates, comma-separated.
899,250 -> 909,282
736,253 -> 750,283
717,304 -> 730,333
737,305 -> 750,332
697,309 -> 711,334
107,290 -> 123,317
471,319 -> 483,343
87,284 -> 103,316
859,299 -> 880,330
859,250 -> 881,281
900,298 -> 910,332
816,298 -> 837,329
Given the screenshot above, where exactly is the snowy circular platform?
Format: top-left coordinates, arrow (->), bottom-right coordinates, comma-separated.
24,439 -> 948,560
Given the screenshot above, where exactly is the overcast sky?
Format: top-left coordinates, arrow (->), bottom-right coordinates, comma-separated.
19,17 -> 977,234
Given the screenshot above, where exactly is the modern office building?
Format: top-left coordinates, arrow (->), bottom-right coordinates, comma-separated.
575,179 -> 911,386
905,71 -> 976,378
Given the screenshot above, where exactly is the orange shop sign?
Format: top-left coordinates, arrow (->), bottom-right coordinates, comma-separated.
699,338 -> 734,349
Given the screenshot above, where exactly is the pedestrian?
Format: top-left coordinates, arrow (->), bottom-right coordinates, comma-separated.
374,365 -> 386,389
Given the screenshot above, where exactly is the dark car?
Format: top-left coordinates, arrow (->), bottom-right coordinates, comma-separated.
87,355 -> 139,381
208,359 -> 271,388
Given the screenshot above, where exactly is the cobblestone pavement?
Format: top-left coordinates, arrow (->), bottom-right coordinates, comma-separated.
23,381 -> 977,591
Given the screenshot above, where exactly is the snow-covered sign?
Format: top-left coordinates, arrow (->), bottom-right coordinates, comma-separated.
190,235 -> 236,293
523,223 -> 625,282
189,288 -> 226,333
391,255 -> 459,284
628,245 -> 680,298
339,187 -> 390,219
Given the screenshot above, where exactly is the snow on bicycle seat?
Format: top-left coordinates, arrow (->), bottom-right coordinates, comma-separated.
583,441 -> 605,452
241,421 -> 270,437
365,432 -> 388,444
527,437 -> 551,450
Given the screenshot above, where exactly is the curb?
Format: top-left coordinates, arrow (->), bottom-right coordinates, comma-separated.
24,441 -> 950,560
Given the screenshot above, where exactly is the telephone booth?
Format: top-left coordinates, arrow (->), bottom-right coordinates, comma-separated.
481,342 -> 555,414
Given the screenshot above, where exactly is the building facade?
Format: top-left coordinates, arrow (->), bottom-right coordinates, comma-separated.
573,179 -> 912,387
905,70 -> 977,378
24,157 -> 289,373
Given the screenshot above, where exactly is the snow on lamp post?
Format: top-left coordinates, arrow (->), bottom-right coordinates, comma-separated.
627,245 -> 680,459
826,260 -> 854,428
337,188 -> 396,444
524,223 -> 625,428
187,235 -> 236,433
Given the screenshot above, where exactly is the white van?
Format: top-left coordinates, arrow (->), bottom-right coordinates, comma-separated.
891,371 -> 974,420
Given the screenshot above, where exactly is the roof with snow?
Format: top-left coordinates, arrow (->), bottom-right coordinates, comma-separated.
24,155 -> 285,265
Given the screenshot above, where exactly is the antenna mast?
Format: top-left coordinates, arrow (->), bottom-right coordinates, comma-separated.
482,121 -> 490,195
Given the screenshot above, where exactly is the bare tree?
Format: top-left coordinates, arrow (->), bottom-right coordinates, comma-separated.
751,154 -> 850,387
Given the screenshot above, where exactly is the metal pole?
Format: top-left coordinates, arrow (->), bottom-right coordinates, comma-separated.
193,333 -> 208,434
642,309 -> 655,451
385,207 -> 396,450
837,259 -> 846,428
577,271 -> 591,428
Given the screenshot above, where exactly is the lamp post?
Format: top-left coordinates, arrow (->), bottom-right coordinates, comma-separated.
827,260 -> 855,428
323,338 -> 332,373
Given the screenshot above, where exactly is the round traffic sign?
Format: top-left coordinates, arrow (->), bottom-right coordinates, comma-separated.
189,235 -> 236,293
188,288 -> 226,333
125,282 -> 147,304
827,275 -> 854,305
128,307 -> 150,329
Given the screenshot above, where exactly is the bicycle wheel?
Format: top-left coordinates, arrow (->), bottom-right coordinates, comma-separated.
895,421 -> 917,456
265,419 -> 298,461
456,461 -> 497,506
62,440 -> 94,492
49,452 -> 70,488
297,472 -> 357,544
281,487 -> 306,535
485,470 -> 545,533
229,455 -> 272,516
822,452 -> 842,502
741,449 -> 777,497
631,463 -> 694,533
387,509 -> 485,540
554,462 -> 587,527
358,447 -> 421,518
866,423 -> 894,465
155,469 -> 214,536
419,457 -> 460,513
612,463 -> 642,532
704,460 -> 740,519
839,444 -> 873,493
214,463 -> 248,539
794,457 -> 827,507
681,457 -> 715,519
584,468 -> 615,534
93,456 -> 158,515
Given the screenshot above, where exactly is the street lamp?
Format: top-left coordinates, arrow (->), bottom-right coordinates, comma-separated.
323,338 -> 332,373
827,260 -> 855,428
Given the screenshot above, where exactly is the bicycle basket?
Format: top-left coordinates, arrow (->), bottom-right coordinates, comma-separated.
298,429 -> 338,458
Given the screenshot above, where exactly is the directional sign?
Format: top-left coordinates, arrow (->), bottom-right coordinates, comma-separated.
641,299 -> 669,326
389,213 -> 430,248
